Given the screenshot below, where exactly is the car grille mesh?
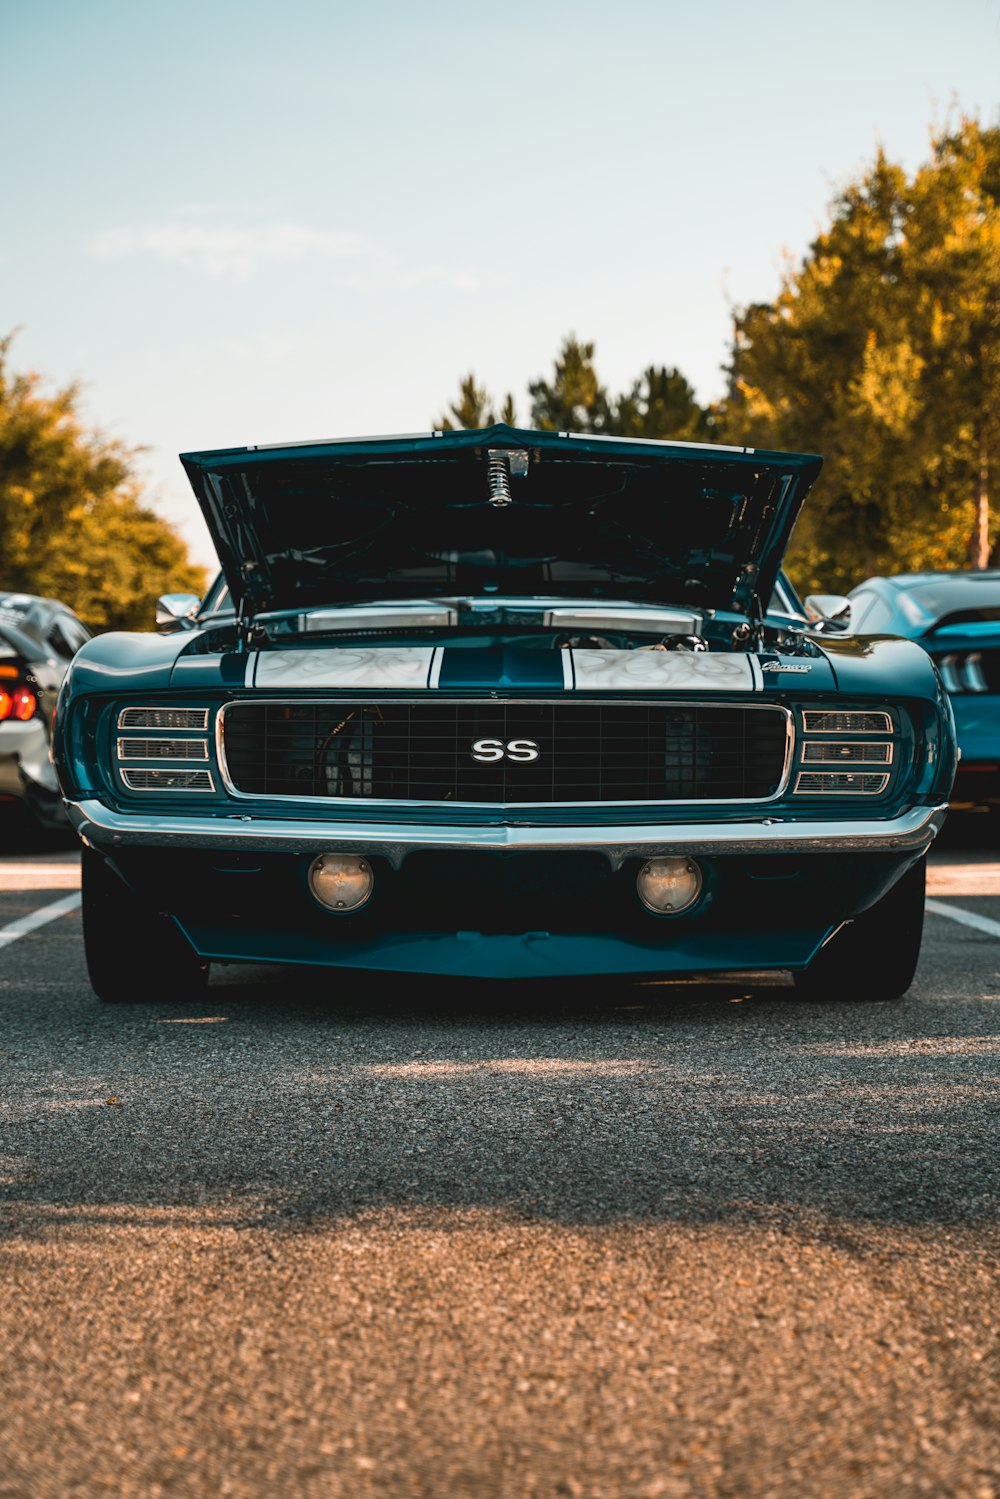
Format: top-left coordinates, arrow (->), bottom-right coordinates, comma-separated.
118,707 -> 210,730
220,700 -> 789,804
118,738 -> 210,760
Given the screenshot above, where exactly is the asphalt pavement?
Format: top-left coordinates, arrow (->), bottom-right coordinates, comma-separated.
0,821 -> 998,1498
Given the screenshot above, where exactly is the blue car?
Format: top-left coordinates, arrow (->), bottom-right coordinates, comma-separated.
51,425 -> 957,1002
844,569 -> 1000,815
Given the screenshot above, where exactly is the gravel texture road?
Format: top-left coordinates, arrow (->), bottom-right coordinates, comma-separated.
1,830 -> 998,1498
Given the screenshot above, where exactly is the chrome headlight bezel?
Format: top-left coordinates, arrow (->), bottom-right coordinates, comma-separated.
791,707 -> 899,799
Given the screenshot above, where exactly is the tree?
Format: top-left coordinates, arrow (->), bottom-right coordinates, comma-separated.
719,116 -> 1000,592
528,337 -> 612,431
906,120 -> 1000,566
435,373 -> 515,430
435,336 -> 712,442
611,364 -> 712,442
0,333 -> 206,631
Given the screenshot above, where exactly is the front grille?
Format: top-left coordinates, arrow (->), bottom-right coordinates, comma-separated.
220,700 -> 790,804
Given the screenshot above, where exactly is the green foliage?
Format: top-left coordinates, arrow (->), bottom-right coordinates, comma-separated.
436,336 -> 712,442
0,333 -> 206,632
529,337 -> 612,431
719,116 -> 1000,592
435,115 -> 1000,598
435,373 -> 516,430
611,365 -> 712,442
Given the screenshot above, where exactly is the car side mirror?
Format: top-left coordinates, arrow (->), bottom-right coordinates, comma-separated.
803,594 -> 852,632
156,593 -> 203,631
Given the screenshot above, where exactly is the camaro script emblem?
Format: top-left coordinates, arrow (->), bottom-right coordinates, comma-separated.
471,738 -> 541,763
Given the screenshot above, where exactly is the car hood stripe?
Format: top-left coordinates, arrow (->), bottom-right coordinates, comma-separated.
243,646 -> 765,692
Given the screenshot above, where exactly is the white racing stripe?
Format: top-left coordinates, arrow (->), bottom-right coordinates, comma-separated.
252,646 -> 437,689
0,892 -> 82,949
925,898 -> 1000,939
569,650 -> 760,691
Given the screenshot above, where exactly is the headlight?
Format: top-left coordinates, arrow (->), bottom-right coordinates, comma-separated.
636,857 -> 703,915
308,854 -> 374,912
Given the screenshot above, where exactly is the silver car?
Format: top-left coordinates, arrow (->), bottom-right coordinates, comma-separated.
0,592 -> 92,840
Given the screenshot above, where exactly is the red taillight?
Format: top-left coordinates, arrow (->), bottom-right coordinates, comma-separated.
0,687 -> 37,721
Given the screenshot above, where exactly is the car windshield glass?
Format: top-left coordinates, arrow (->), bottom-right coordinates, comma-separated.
0,600 -> 40,633
0,620 -> 47,658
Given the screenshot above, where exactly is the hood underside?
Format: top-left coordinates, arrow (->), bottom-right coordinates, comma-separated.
179,424 -> 823,622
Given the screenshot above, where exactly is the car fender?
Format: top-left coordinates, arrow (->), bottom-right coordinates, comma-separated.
815,633 -> 949,700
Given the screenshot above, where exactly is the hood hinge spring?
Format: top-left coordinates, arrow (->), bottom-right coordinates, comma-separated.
486,448 -> 529,507
487,451 -> 513,506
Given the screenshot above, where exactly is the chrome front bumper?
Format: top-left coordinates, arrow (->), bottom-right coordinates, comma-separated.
67,799 -> 950,869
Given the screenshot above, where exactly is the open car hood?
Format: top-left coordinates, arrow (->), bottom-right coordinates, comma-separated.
179,424 -> 823,623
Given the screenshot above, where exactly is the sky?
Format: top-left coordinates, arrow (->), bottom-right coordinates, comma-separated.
3,0 -> 1000,574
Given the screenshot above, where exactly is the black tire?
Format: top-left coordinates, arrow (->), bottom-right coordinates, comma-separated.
81,847 -> 209,1003
793,855 -> 927,1002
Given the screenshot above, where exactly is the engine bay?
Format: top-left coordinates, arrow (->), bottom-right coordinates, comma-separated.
187,598 -> 824,659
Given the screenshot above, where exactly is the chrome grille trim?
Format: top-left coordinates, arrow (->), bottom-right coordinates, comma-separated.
801,742 -> 893,765
117,707 -> 210,730
216,697 -> 794,808
802,710 -> 893,734
117,738 -> 210,761
120,768 -> 216,792
794,771 -> 891,795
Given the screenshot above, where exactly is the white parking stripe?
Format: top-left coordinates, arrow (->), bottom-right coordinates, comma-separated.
0,892 -> 82,948
0,863 -> 81,891
925,898 -> 1000,939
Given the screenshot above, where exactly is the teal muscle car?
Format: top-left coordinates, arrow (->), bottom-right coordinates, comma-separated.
51,425 -> 957,1002
844,568 -> 1000,816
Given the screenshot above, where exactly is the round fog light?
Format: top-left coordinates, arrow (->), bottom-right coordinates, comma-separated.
308,854 -> 374,912
636,856 -> 703,915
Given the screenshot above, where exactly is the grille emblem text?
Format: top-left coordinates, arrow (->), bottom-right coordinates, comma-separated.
471,738 -> 540,763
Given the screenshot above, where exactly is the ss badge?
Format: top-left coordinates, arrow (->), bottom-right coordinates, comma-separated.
471,738 -> 541,763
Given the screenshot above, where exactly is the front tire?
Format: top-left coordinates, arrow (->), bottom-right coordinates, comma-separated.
81,847 -> 209,1003
793,856 -> 926,1002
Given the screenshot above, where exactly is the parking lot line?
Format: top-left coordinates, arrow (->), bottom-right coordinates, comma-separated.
0,893 -> 82,948
0,862 -> 81,890
925,898 -> 1000,939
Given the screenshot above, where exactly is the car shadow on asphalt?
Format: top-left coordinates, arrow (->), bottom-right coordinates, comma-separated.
3,936 -> 998,1238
